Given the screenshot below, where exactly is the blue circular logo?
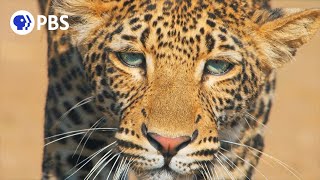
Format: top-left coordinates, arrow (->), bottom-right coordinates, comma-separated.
10,10 -> 35,35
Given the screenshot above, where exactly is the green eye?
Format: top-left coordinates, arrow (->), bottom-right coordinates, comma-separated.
205,60 -> 234,75
116,52 -> 145,67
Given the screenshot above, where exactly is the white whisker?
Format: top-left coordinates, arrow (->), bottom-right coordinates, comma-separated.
218,151 -> 249,180
220,147 -> 268,180
230,131 -> 275,169
120,158 -> 130,180
212,165 -> 219,180
106,153 -> 121,180
85,147 -> 116,180
45,128 -> 117,140
92,153 -> 120,180
210,164 -> 220,180
59,96 -> 94,121
244,117 -> 253,130
73,117 -> 105,163
121,157 -> 134,180
204,162 -> 213,180
197,162 -> 208,180
114,156 -> 127,180
245,112 -> 269,130
220,140 -> 301,179
44,132 -> 85,146
65,145 -> 110,179
215,155 -> 235,180
210,160 -> 224,180
73,118 -> 102,156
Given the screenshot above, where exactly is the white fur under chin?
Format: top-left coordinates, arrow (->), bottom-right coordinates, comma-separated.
135,170 -> 195,180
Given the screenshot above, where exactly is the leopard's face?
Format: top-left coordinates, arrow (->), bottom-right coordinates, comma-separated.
54,0 -> 320,178
78,1 -> 266,177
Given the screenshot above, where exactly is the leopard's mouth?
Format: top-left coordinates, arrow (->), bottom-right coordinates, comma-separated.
124,154 -> 211,179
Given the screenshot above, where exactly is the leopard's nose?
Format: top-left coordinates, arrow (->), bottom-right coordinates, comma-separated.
141,124 -> 198,157
147,133 -> 191,156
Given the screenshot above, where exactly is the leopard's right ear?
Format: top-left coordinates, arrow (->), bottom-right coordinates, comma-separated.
53,0 -> 117,45
251,8 -> 320,68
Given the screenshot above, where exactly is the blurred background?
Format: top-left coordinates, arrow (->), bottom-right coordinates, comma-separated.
0,0 -> 319,179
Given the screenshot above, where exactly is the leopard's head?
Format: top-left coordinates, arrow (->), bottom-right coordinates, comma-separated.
55,0 -> 320,178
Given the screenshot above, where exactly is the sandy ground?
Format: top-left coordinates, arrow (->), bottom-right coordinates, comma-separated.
0,1 -> 319,179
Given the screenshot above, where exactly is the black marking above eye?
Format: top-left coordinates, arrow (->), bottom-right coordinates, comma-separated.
140,28 -> 150,48
206,19 -> 216,28
121,35 -> 137,41
205,33 -> 215,52
195,115 -> 202,123
144,14 -> 153,21
141,108 -> 147,117
113,25 -> 123,35
129,17 -> 139,25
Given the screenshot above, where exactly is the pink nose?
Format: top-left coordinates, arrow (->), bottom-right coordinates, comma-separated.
148,133 -> 191,155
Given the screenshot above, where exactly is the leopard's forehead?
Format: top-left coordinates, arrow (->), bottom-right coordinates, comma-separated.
88,0 -> 255,66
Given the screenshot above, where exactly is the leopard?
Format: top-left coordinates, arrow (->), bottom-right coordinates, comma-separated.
39,0 -> 320,179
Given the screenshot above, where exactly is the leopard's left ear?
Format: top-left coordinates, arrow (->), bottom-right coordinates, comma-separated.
252,8 -> 320,68
53,0 -> 117,45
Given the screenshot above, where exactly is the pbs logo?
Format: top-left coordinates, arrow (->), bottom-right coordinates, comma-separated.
10,10 -> 69,35
10,10 -> 35,35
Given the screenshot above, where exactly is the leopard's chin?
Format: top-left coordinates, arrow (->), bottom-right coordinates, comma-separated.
132,168 -> 196,180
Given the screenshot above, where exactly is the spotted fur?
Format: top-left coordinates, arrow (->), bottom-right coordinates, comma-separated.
39,0 -> 320,179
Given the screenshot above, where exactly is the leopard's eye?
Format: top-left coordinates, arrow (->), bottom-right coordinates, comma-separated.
116,52 -> 145,67
205,60 -> 234,75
